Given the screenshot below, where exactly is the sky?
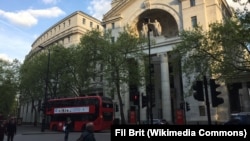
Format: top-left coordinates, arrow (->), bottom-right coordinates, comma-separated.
0,0 -> 249,63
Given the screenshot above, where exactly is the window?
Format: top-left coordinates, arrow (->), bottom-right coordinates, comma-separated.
191,16 -> 197,27
97,25 -> 99,30
112,23 -> 115,29
90,22 -> 93,28
111,37 -> 115,43
68,19 -> 71,26
199,105 -> 206,116
82,18 -> 86,24
68,36 -> 70,43
190,0 -> 195,7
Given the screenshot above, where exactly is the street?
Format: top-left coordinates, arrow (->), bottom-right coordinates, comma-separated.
3,125 -> 111,141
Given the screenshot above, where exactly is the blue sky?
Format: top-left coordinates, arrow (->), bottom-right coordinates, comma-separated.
0,0 -> 248,63
0,0 -> 111,62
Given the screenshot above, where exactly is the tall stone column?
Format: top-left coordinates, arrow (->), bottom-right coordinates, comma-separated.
137,59 -> 147,121
160,53 -> 172,121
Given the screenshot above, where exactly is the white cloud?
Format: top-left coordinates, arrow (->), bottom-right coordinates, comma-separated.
0,7 -> 65,27
42,0 -> 61,5
88,0 -> 111,20
27,7 -> 65,18
226,0 -> 250,11
0,54 -> 13,62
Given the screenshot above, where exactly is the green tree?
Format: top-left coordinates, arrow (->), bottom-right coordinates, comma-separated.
0,59 -> 20,118
173,11 -> 250,84
100,27 -> 146,124
76,28 -> 146,124
71,29 -> 106,96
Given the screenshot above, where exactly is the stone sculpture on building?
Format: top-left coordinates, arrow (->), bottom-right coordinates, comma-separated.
141,18 -> 162,37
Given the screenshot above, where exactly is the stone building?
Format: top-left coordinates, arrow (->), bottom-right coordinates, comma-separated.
20,11 -> 103,124
102,0 -> 235,124
20,0 -> 250,125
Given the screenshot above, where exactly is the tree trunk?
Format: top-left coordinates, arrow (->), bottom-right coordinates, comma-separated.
115,70 -> 126,124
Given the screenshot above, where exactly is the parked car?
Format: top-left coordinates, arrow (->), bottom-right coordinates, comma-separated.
224,112 -> 250,125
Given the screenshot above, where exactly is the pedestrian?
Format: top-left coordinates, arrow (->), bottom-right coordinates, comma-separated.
0,120 -> 6,141
64,118 -> 72,141
78,122 -> 96,141
6,118 -> 16,141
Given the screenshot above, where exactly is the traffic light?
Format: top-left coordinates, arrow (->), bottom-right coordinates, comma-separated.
210,79 -> 224,107
150,64 -> 154,74
142,95 -> 148,108
180,102 -> 184,110
186,102 -> 190,111
133,93 -> 139,105
192,81 -> 204,101
129,85 -> 138,101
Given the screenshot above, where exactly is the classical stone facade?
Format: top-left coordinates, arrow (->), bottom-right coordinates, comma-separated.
26,11 -> 103,58
20,11 -> 103,124
102,0 -> 235,124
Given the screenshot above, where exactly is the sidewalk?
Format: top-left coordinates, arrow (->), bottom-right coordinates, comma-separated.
17,125 -> 62,135
17,125 -> 110,135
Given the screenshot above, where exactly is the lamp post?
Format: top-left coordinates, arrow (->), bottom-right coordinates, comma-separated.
144,17 -> 153,124
38,46 -> 50,132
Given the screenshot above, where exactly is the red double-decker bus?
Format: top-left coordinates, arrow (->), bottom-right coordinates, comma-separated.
45,96 -> 114,132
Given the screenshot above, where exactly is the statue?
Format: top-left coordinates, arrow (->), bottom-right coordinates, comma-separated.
152,19 -> 161,36
141,22 -> 148,37
141,19 -> 162,37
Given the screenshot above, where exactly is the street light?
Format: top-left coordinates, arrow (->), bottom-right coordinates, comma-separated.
38,45 -> 50,132
144,17 -> 153,125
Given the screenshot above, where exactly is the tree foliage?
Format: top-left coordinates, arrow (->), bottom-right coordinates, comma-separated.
100,27 -> 146,124
19,27 -> 147,124
173,8 -> 250,83
0,59 -> 20,118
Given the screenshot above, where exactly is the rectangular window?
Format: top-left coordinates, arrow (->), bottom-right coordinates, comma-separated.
111,37 -> 115,43
199,105 -> 206,116
68,36 -> 70,43
97,25 -> 99,30
112,23 -> 115,29
82,18 -> 86,24
191,16 -> 197,27
68,19 -> 71,26
190,0 -> 195,7
90,22 -> 93,28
